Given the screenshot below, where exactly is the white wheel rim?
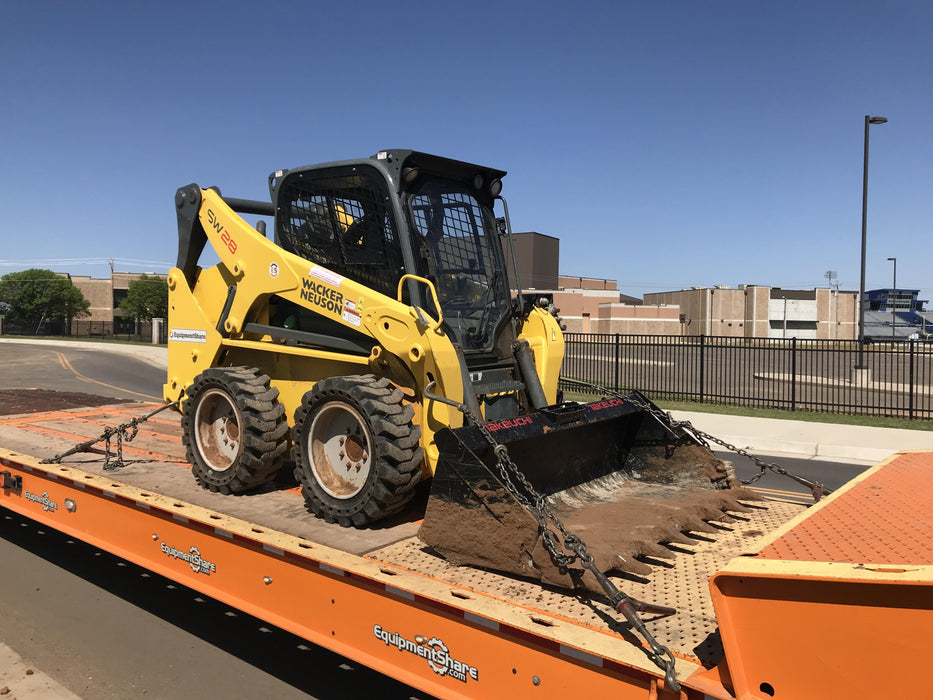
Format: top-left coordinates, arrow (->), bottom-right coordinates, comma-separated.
307,401 -> 372,500
193,388 -> 242,472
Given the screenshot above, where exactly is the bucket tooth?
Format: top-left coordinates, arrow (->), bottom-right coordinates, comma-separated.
680,517 -> 718,534
688,503 -> 727,521
637,541 -> 676,560
614,554 -> 654,577
662,530 -> 698,546
719,489 -> 762,510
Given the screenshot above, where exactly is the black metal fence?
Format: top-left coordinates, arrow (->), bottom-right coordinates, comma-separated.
0,318 -> 167,344
562,333 -> 933,420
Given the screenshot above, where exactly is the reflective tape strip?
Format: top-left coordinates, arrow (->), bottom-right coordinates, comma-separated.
464,612 -> 499,631
319,563 -> 345,576
559,644 -> 604,667
386,585 -> 415,601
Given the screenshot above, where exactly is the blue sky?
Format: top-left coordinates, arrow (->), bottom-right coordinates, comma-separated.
2,1 -> 930,302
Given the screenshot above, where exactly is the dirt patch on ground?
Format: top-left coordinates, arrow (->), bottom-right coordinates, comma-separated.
0,389 -> 133,416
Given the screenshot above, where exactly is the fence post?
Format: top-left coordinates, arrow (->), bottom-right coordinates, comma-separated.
791,337 -> 797,412
614,334 -> 620,392
909,339 -> 915,420
699,335 -> 705,404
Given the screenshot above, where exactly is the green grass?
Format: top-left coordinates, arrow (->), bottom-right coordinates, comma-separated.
655,400 -> 933,431
563,390 -> 933,432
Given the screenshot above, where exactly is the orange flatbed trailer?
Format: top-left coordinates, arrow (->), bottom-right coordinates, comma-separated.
1,403 -> 931,699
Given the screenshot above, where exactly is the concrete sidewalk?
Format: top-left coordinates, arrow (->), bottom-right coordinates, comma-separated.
670,409 -> 933,466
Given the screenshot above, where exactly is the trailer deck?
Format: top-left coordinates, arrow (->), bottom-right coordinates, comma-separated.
2,400 -> 930,699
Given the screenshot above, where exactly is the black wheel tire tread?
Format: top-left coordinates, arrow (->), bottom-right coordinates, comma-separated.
181,367 -> 288,494
292,374 -> 424,527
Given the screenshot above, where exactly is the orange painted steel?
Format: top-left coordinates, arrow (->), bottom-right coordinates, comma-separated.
756,450 -> 933,564
0,450 -> 695,699
0,403 -> 158,427
711,451 -> 933,700
9,411 -> 932,700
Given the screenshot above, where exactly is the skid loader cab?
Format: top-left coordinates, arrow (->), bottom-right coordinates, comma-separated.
269,150 -> 530,419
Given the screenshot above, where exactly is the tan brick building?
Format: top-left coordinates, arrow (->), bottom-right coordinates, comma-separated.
548,276 -> 680,334
507,232 -> 858,338
644,286 -> 858,340
61,271 -> 169,323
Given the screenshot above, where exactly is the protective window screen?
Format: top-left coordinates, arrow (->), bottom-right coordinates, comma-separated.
409,184 -> 507,351
409,189 -> 494,281
277,168 -> 404,297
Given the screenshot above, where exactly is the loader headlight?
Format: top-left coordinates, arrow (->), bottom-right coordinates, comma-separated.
489,179 -> 502,197
402,167 -> 420,184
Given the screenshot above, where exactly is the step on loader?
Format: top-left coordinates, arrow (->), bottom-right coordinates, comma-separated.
165,149 -> 757,591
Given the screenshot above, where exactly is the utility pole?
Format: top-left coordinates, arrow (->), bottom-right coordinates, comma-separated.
887,257 -> 897,342
858,114 -> 888,368
825,271 -> 838,340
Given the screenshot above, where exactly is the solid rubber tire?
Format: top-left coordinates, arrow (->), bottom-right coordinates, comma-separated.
292,374 -> 423,527
181,367 -> 288,493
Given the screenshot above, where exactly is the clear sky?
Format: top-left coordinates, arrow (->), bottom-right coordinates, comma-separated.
2,1 -> 930,302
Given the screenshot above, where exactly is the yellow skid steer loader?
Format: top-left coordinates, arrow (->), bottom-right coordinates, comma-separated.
165,149 -> 753,590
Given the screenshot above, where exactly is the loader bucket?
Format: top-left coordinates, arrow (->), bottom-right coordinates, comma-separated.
418,393 -> 758,590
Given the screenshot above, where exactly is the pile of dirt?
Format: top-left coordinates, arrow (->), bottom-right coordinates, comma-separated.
0,389 -> 132,416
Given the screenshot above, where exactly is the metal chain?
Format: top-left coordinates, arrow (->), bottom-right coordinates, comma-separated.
462,408 -> 682,693
675,423 -> 831,501
42,400 -> 180,470
561,379 -> 831,502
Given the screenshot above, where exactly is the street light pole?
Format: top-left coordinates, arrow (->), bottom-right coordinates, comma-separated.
888,256 -> 897,342
857,114 -> 888,368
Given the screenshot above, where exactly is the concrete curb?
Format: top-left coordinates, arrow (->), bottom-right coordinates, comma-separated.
670,409 -> 933,465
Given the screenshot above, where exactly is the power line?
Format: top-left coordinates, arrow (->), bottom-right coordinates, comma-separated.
0,258 -> 172,270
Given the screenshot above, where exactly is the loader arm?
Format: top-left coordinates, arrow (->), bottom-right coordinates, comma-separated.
165,187 -> 468,476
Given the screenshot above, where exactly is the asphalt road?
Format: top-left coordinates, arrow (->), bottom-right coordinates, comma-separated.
0,341 -> 869,699
717,451 -> 866,504
0,341 -> 164,402
0,509 -> 425,700
0,342 -> 429,700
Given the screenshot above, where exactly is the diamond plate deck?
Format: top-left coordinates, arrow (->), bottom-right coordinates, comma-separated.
756,451 -> 933,565
368,498 -> 805,666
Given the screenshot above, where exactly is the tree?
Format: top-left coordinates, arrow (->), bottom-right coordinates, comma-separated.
120,275 -> 168,321
0,269 -> 90,321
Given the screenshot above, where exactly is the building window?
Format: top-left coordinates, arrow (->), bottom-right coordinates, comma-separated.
769,320 -> 817,331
